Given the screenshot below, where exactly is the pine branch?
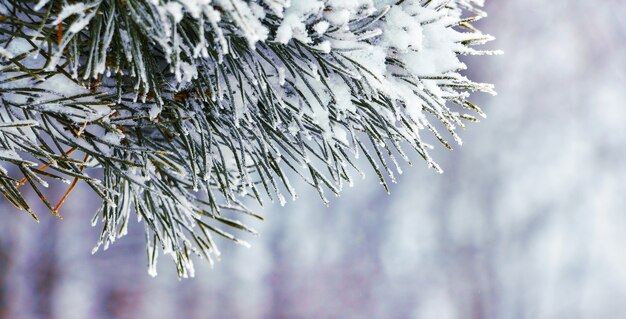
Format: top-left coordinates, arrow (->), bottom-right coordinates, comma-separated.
0,0 -> 498,277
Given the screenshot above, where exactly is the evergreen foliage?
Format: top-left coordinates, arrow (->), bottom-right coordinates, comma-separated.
0,0 -> 497,277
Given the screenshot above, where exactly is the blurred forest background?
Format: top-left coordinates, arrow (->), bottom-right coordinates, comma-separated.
1,0 -> 626,318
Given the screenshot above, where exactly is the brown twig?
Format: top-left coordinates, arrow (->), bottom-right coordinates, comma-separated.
53,153 -> 90,217
57,22 -> 62,45
16,147 -> 77,188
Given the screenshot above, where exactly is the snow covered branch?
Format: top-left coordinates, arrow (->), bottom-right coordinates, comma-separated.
0,0 -> 498,277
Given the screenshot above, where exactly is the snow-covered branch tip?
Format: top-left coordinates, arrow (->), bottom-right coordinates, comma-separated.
0,0 -> 498,277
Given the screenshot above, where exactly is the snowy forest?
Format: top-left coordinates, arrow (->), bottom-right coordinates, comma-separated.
1,0 -> 626,318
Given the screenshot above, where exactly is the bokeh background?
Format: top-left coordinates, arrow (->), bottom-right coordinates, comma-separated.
2,0 -> 626,318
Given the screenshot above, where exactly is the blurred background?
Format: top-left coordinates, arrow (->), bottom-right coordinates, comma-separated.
2,0 -> 626,318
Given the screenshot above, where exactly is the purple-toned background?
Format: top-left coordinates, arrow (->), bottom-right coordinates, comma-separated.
2,1 -> 626,318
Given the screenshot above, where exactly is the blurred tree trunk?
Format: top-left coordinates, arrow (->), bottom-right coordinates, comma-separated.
31,219 -> 60,319
0,229 -> 11,319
